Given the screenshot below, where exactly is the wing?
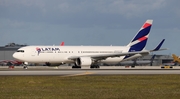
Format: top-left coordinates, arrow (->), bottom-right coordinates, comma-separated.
68,50 -> 150,60
68,39 -> 167,61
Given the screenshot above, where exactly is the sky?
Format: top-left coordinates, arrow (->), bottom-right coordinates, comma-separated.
0,0 -> 180,55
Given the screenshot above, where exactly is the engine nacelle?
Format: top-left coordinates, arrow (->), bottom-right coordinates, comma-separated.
75,57 -> 92,66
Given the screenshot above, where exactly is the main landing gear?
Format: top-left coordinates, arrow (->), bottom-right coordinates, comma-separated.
90,64 -> 100,68
72,64 -> 100,69
72,64 -> 81,68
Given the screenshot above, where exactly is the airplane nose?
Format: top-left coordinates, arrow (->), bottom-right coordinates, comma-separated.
13,53 -> 17,59
13,53 -> 16,58
13,52 -> 24,61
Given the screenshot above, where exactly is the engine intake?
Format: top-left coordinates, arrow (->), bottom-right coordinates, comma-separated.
75,57 -> 92,66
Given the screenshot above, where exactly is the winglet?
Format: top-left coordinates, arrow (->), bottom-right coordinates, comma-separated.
151,39 -> 166,51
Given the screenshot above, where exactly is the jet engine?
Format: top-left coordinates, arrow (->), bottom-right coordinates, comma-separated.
75,57 -> 92,66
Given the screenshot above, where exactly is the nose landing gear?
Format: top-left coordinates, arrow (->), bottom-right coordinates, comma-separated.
23,62 -> 28,69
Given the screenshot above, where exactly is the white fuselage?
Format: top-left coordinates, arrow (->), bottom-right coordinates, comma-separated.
13,45 -> 131,64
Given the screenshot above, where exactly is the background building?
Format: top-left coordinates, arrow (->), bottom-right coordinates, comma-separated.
139,54 -> 173,66
0,43 -> 27,60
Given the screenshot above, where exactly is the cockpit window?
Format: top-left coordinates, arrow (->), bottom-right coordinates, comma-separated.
16,50 -> 24,52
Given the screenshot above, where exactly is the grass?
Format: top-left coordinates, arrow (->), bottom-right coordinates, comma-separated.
0,75 -> 180,99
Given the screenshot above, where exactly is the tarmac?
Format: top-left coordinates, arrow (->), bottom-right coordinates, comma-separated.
0,66 -> 180,75
0,65 -> 178,69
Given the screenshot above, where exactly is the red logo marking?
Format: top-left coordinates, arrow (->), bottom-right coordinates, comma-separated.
143,23 -> 151,28
138,36 -> 147,42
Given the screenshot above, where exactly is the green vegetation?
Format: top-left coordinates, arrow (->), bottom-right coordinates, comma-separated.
0,75 -> 180,99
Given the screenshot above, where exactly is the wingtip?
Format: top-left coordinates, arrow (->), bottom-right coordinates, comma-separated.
152,39 -> 166,51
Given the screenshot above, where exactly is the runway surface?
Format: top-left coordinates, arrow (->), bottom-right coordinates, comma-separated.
0,69 -> 180,75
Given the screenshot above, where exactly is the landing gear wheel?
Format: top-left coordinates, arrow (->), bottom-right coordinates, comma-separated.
23,65 -> 28,69
72,64 -> 81,68
45,62 -> 51,66
72,66 -> 81,68
90,64 -> 100,68
96,65 -> 100,68
23,62 -> 28,69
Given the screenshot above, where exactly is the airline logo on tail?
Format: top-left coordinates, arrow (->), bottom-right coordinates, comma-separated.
124,20 -> 153,60
128,20 -> 153,52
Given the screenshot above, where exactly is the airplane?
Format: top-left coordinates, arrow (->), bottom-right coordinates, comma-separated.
119,54 -> 156,66
12,19 -> 166,69
60,42 -> 64,46
172,54 -> 180,66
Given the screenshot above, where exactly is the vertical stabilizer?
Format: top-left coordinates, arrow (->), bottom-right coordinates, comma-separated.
60,42 -> 64,46
127,20 -> 153,52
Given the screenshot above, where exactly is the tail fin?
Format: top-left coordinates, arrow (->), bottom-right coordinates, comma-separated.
127,20 -> 153,51
60,42 -> 64,46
